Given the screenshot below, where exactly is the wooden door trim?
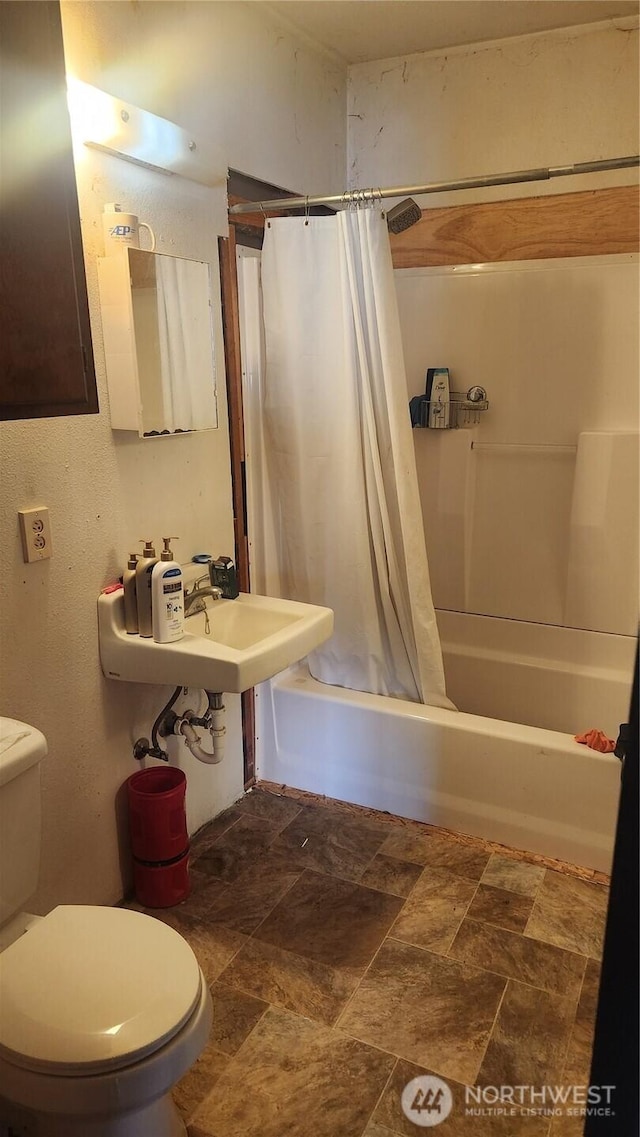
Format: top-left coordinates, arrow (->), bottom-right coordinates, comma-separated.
219,230 -> 255,787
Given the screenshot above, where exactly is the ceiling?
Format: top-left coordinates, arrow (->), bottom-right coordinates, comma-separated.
264,1 -> 639,63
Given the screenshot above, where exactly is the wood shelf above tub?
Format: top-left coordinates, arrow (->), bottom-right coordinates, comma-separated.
390,185 -> 640,268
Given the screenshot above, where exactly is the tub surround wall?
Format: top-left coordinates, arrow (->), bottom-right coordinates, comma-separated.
0,1 -> 346,912
395,255 -> 639,640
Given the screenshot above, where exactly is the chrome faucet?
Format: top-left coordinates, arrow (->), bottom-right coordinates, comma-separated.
184,574 -> 223,617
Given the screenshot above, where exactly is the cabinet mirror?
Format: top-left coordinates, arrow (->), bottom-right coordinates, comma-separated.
98,247 -> 218,436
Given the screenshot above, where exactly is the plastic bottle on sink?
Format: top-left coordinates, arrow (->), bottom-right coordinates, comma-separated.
152,538 -> 184,643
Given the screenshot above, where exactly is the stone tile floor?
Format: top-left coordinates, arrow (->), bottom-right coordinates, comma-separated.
146,786 -> 609,1136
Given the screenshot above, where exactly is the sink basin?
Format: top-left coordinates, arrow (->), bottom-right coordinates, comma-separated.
97,589 -> 333,693
186,602 -> 301,650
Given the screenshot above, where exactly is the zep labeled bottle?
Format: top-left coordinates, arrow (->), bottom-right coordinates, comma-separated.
151,538 -> 184,643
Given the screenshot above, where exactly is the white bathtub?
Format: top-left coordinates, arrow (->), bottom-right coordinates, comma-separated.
437,610 -> 635,739
257,618 -> 635,872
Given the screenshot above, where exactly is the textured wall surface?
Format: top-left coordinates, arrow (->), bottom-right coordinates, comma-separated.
348,19 -> 639,206
62,0 -> 347,198
0,0 -> 346,913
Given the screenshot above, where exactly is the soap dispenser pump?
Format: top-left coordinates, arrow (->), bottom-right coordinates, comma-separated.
136,540 -> 158,638
152,538 -> 184,644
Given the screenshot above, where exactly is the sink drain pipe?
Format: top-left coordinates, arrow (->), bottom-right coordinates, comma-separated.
178,692 -> 226,765
133,690 -> 226,765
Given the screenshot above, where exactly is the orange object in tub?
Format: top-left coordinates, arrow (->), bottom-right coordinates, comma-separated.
574,728 -> 616,753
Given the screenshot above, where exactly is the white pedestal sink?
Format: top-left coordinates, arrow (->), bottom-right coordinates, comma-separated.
97,589 -> 333,693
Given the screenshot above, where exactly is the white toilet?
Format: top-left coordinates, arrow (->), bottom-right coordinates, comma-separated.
0,717 -> 212,1137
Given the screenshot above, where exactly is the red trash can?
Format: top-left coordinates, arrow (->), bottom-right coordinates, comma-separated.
127,767 -> 190,907
127,766 -> 188,863
132,850 -> 191,909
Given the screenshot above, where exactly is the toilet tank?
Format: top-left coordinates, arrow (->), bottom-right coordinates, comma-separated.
0,718 -> 47,928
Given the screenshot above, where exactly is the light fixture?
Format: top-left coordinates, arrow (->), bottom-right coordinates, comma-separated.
66,78 -> 222,186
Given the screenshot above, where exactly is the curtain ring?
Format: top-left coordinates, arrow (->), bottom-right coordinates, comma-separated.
260,202 -> 271,229
304,195 -> 310,226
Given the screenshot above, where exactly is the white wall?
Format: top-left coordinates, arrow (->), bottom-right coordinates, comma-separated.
348,18 -> 639,205
62,0 -> 346,197
0,1 -> 346,913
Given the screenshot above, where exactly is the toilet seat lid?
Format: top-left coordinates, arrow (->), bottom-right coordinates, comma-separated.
0,905 -> 202,1073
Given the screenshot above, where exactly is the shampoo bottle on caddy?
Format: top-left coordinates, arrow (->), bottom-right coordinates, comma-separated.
152,538 -> 184,643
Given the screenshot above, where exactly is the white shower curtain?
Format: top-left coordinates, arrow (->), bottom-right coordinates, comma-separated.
261,209 -> 451,708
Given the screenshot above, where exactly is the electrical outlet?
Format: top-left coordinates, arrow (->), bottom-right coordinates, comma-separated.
18,507 -> 52,563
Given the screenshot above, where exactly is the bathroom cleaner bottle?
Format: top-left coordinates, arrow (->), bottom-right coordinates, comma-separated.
123,553 -> 139,634
152,538 -> 184,644
136,540 -> 158,638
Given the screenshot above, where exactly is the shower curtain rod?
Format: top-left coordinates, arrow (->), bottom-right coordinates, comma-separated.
228,154 -> 639,215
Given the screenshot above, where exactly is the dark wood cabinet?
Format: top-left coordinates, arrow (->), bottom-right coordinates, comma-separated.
0,1 -> 98,420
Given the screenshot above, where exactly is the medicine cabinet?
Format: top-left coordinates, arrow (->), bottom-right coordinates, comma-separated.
0,1 -> 98,421
97,248 -> 218,436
